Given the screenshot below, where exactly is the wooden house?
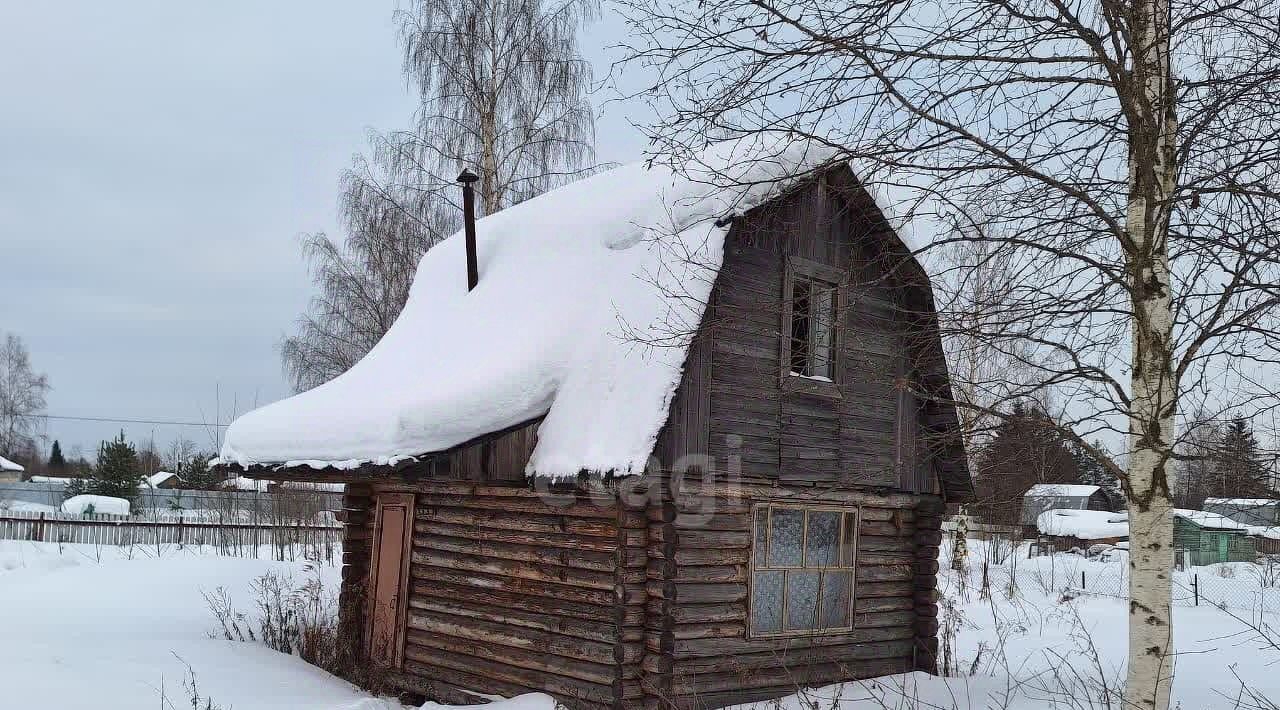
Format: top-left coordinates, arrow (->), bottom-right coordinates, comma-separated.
1174,509 -> 1256,566
216,142 -> 972,709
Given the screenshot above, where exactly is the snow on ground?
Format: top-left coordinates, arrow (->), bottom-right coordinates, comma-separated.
0,454 -> 24,472
3,535 -> 1279,709
728,539 -> 1280,709
0,540 -> 400,710
0,499 -> 57,513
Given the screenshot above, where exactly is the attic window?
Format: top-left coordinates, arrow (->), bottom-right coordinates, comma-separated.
790,277 -> 837,379
782,258 -> 844,394
750,504 -> 859,637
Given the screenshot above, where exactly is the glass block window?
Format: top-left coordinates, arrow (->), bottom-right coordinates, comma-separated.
750,504 -> 859,636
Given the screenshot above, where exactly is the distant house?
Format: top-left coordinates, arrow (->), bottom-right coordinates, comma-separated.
142,471 -> 182,489
0,455 -> 23,482
1035,509 -> 1128,551
1202,498 -> 1280,527
1021,484 -> 1112,528
1173,509 -> 1256,566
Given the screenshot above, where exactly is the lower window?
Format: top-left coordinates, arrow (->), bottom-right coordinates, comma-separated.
749,504 -> 859,637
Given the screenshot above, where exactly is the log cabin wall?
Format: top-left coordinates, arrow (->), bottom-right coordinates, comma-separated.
642,165 -> 961,707
336,482 -> 375,674
645,483 -> 937,709
365,480 -> 646,709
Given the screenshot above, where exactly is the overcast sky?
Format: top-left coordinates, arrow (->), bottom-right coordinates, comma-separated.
0,1 -> 648,461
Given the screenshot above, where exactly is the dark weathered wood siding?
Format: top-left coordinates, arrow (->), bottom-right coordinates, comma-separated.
643,481 -> 941,708
658,171 -> 933,493
255,163 -> 966,710
361,481 -> 647,709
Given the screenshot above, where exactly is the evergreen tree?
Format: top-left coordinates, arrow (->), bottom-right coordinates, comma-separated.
84,431 -> 142,504
971,401 -> 1082,526
1072,440 -> 1125,511
176,452 -> 224,490
47,440 -> 66,471
1209,417 -> 1270,498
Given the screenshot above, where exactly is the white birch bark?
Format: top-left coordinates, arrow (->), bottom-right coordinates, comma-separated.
1123,0 -> 1178,704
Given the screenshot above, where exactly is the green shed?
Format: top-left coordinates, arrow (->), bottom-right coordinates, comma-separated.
1173,509 -> 1256,566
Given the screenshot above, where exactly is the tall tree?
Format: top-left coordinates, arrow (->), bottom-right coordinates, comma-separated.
1073,440 -> 1125,512
85,432 -> 142,505
0,333 -> 50,458
971,402 -> 1082,526
281,0 -> 597,391
620,0 -> 1280,705
280,166 -> 458,392
1209,417 -> 1270,498
47,440 -> 66,472
389,0 -> 597,215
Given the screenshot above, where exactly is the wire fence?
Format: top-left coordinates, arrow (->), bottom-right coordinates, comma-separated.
943,529 -> 1280,620
0,502 -> 343,564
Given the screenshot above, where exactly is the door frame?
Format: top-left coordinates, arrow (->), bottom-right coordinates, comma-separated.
365,491 -> 415,668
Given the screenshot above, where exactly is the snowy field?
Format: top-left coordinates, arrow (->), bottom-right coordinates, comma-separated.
2,538 -> 1278,709
0,540 -> 396,710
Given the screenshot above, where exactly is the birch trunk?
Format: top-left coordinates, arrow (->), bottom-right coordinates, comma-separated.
1123,0 -> 1178,705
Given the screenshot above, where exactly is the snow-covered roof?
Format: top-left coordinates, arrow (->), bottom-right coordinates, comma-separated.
0,455 -> 24,472
1246,526 -> 1280,540
1204,498 -> 1278,507
219,138 -> 897,476
224,476 -> 344,493
61,495 -> 130,516
141,471 -> 178,488
1036,509 -> 1129,540
1025,484 -> 1100,498
1174,509 -> 1250,531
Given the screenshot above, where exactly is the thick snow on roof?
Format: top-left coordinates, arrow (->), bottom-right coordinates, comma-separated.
61,495 -> 130,516
220,138 -> 864,475
1025,484 -> 1100,498
1174,509 -> 1249,531
1247,526 -> 1280,540
1204,498 -> 1278,507
141,471 -> 177,488
1036,509 -> 1128,540
0,455 -> 23,472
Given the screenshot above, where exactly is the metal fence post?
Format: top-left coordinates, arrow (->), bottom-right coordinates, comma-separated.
1194,574 -> 1200,606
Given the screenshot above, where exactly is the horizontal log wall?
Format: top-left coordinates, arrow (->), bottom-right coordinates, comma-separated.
336,483 -> 373,675
651,483 -> 937,709
376,481 -> 639,709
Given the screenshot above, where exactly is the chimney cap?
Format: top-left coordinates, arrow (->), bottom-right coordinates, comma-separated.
457,169 -> 480,184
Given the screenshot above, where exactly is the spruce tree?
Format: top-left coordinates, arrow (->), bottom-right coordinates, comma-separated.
47,440 -> 66,471
1072,440 -> 1125,511
86,431 -> 142,505
971,402 -> 1082,526
1208,417 -> 1269,498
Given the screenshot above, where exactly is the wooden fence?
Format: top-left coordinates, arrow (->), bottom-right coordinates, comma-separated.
0,510 -> 341,559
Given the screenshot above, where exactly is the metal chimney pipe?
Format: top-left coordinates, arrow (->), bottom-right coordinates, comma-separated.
457,169 -> 480,291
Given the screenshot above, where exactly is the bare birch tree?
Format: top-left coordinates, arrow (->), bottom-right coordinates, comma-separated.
386,0 -> 598,216
0,333 -> 50,459
618,1 -> 1280,707
282,0 -> 598,390
281,160 -> 456,392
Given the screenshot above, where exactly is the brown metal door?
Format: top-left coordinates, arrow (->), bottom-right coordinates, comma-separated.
367,492 -> 413,667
